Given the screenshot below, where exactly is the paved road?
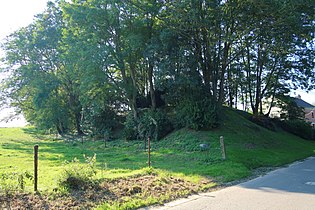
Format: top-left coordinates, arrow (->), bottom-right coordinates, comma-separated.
145,156 -> 315,210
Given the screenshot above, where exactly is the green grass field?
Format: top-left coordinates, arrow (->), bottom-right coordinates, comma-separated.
1,109 -> 315,209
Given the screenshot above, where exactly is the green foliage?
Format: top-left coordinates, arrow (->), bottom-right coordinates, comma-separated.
274,119 -> 314,140
175,97 -> 218,130
173,87 -> 219,130
123,113 -> 139,140
159,71 -> 220,130
1,0 -> 314,135
82,106 -> 120,137
0,0 -> 314,205
249,116 -> 277,131
98,196 -> 160,210
0,171 -> 32,194
277,96 -> 305,120
58,154 -> 97,190
1,108 -> 315,208
124,109 -> 173,140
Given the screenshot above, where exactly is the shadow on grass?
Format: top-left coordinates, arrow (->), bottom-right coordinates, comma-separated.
22,127 -> 55,141
3,128 -> 222,177
1,134 -> 224,177
8,127 -> 314,187
22,127 -> 83,142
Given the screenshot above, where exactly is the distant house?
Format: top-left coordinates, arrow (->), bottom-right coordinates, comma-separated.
295,95 -> 315,128
266,95 -> 315,128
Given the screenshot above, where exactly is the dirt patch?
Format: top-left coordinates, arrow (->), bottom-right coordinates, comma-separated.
0,174 -> 213,209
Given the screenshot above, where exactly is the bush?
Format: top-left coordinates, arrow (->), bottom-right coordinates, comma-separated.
0,171 -> 32,194
249,116 -> 277,131
82,106 -> 120,137
139,109 -> 174,140
274,119 -> 314,140
124,109 -> 173,141
124,113 -> 139,140
58,154 -> 97,190
175,96 -> 218,130
158,71 -> 219,130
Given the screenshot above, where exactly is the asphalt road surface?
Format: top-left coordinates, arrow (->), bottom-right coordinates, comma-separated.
145,156 -> 315,210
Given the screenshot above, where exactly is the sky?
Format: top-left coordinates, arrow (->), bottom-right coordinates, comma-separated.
0,0 -> 314,127
0,0 -> 48,40
0,0 -> 49,127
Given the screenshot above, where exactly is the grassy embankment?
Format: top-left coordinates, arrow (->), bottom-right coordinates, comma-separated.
0,108 -> 315,209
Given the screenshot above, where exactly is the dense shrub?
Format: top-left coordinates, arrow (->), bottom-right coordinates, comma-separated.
234,109 -> 252,120
158,70 -> 219,130
124,113 -> 139,140
174,95 -> 218,130
58,154 -> 97,190
124,109 -> 173,141
249,116 -> 277,131
273,119 -> 314,140
82,106 -> 120,137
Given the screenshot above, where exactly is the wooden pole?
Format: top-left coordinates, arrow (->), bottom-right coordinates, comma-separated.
220,136 -> 226,160
148,136 -> 151,167
144,137 -> 146,151
34,145 -> 38,192
104,133 -> 106,147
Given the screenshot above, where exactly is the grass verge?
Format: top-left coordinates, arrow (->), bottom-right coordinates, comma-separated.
0,109 -> 314,209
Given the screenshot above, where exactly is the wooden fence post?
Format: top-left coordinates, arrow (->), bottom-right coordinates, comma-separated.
220,136 -> 226,160
34,145 -> 39,192
148,136 -> 151,168
104,133 -> 107,147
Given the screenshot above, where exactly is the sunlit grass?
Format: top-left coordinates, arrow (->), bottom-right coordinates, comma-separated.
1,109 -> 315,208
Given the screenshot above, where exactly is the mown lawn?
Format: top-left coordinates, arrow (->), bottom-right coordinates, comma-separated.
1,109 -> 315,209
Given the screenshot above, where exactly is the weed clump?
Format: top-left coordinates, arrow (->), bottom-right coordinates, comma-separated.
0,171 -> 32,194
58,154 -> 97,190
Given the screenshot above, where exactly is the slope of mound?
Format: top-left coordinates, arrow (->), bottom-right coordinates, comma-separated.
156,108 -> 315,180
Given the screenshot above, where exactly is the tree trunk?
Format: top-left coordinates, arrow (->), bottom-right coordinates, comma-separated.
115,21 -> 138,120
148,62 -> 156,110
75,111 -> 84,135
129,62 -> 138,119
146,12 -> 156,110
243,46 -> 255,113
253,45 -> 264,116
55,119 -> 65,136
265,93 -> 275,117
56,125 -> 63,136
218,42 -> 230,104
265,73 -> 279,117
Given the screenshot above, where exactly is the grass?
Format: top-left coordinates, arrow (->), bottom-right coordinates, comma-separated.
1,108 -> 315,209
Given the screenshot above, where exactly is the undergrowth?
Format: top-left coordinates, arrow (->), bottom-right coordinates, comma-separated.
58,154 -> 97,191
0,171 -> 33,194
